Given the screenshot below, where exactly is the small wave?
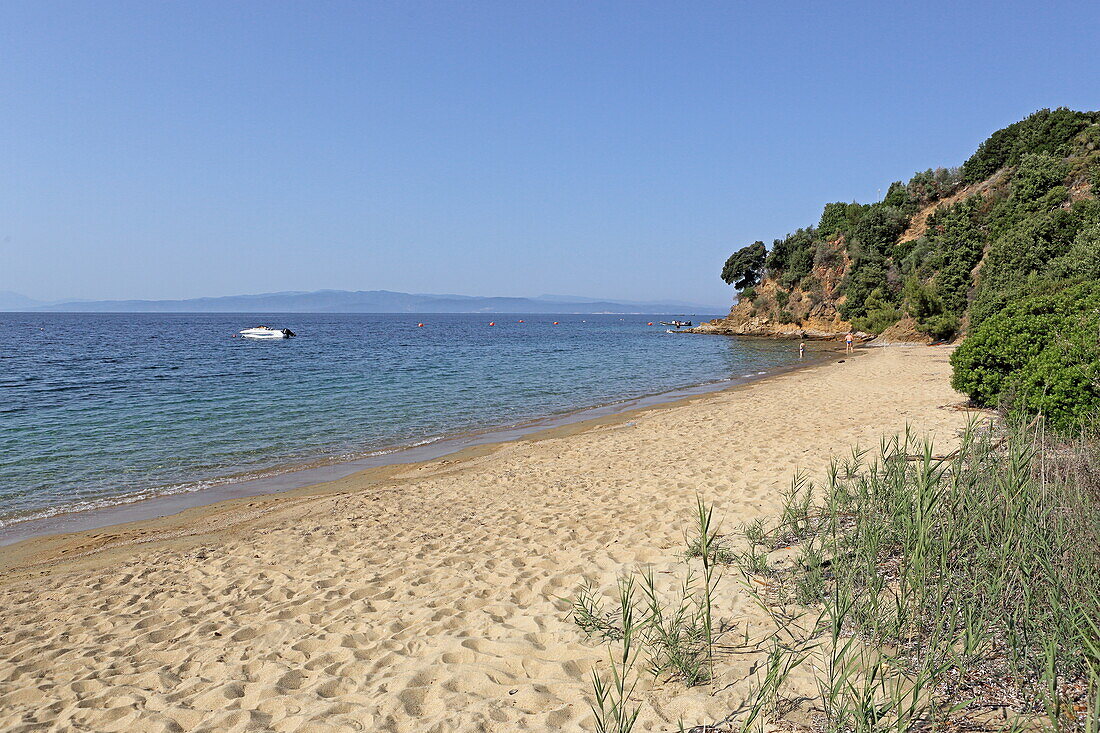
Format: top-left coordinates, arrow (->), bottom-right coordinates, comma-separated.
0,433 -> 459,530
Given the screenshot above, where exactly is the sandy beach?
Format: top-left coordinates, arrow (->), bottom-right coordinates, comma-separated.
0,345 -> 977,732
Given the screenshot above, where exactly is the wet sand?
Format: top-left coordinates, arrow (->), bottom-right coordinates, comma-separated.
0,345 -> 975,732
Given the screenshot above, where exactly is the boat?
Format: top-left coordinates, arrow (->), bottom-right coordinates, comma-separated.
659,320 -> 693,328
238,326 -> 296,339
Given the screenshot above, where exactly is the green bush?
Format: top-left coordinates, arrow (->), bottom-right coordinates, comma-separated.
1049,219 -> 1100,280
851,287 -> 900,334
851,204 -> 908,257
916,313 -> 959,341
881,180 -> 913,211
766,228 -> 816,282
905,167 -> 963,204
852,308 -> 899,335
1015,343 -> 1100,428
818,202 -> 867,240
901,276 -> 942,321
920,196 -> 986,315
951,281 -> 1100,431
839,261 -> 889,320
962,107 -> 1100,184
1012,152 -> 1069,204
898,276 -> 959,340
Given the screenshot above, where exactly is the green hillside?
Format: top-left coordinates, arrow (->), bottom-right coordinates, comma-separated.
721,108 -> 1100,429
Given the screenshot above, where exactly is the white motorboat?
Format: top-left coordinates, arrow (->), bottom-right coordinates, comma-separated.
238,326 -> 296,340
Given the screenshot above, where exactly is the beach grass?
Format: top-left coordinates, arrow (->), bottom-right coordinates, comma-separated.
736,420 -> 1100,731
580,497 -> 727,731
578,420 -> 1100,731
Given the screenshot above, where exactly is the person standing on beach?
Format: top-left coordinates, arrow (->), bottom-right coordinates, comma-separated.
799,341 -> 805,359
845,332 -> 854,353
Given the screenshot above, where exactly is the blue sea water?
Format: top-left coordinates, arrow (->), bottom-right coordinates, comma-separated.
0,312 -> 802,529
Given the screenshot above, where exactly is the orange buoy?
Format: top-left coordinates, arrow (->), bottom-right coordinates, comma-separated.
518,319 -> 524,323
417,323 -> 424,327
552,321 -> 559,325
489,322 -> 495,326
647,322 -> 654,326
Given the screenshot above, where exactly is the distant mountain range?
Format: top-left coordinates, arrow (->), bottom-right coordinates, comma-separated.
0,289 -> 722,314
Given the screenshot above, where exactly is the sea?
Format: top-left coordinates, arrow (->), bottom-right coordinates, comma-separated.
0,312 -> 806,539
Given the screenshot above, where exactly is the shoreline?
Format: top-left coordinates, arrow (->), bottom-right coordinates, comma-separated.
0,342 -> 844,570
0,344 -> 974,731
1,311 -> 739,543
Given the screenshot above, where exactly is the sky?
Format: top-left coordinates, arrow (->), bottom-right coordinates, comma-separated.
2,1 -> 1098,307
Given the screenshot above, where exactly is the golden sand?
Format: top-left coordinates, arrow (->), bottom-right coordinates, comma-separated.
0,345 -> 975,732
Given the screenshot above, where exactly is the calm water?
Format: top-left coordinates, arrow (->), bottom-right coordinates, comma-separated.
0,312 -> 801,528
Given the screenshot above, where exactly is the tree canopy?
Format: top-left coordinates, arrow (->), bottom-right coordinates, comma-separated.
720,241 -> 766,290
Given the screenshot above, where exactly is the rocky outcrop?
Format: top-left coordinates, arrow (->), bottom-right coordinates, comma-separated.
690,305 -> 857,340
691,269 -> 866,340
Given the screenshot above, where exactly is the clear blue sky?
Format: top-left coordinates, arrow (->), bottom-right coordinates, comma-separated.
2,1 -> 1098,306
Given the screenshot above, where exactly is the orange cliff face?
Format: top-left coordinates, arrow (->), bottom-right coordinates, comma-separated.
691,297 -> 853,339
693,245 -> 858,340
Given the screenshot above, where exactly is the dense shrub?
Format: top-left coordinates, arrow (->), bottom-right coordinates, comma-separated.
766,228 -> 815,281
896,276 -> 959,340
967,274 -> 1059,330
962,108 -> 1100,184
966,198 -> 1099,332
818,202 -> 867,241
902,277 -> 941,321
951,281 -> 1100,431
905,167 -> 963,204
918,196 -> 986,315
852,309 -> 900,335
917,313 -> 959,341
881,180 -> 913,212
839,261 -> 888,320
851,204 -> 908,257
1012,152 -> 1070,204
781,246 -> 814,289
1049,219 -> 1100,280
